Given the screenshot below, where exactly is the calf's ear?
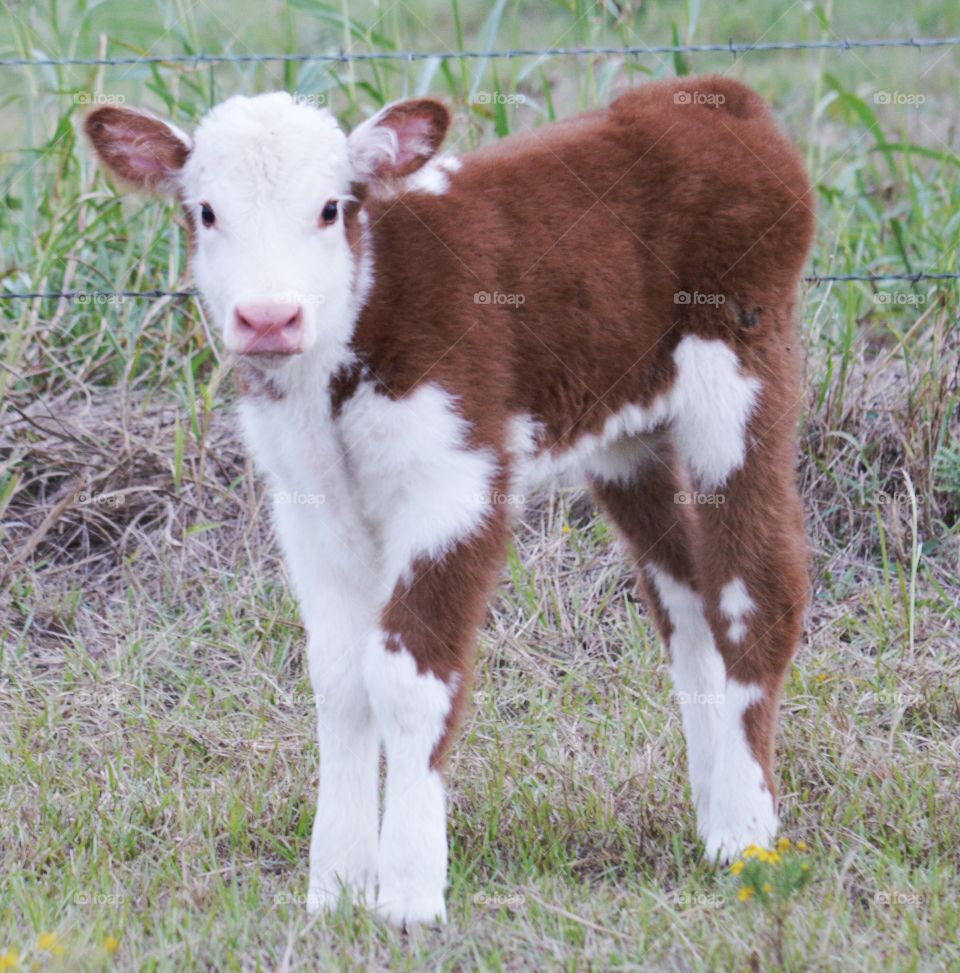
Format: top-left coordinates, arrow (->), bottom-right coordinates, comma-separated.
348,98 -> 450,183
84,106 -> 191,194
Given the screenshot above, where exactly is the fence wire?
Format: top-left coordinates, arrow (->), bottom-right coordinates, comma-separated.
2,34 -> 958,294
3,35 -> 960,68
1,274 -> 958,302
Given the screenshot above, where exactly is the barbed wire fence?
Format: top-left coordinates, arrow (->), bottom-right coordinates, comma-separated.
2,34 -> 960,299
4,35 -> 960,66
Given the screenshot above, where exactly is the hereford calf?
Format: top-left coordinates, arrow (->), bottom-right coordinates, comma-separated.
85,75 -> 814,926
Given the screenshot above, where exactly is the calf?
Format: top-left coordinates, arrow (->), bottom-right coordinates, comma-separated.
85,75 -> 814,926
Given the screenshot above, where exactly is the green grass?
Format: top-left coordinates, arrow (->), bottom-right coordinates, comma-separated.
2,1 -> 960,970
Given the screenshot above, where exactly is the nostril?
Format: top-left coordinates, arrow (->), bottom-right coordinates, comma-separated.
232,302 -> 305,355
234,303 -> 303,333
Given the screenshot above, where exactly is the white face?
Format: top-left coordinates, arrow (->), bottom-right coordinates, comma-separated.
86,92 -> 449,370
177,94 -> 354,362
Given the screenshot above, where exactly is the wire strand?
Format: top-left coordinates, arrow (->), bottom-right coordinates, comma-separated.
3,36 -> 960,68
3,36 -> 959,299
1,274 -> 958,301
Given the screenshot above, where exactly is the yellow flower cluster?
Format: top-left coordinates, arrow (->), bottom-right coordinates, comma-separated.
37,933 -> 65,957
0,932 -> 120,968
731,838 -> 811,904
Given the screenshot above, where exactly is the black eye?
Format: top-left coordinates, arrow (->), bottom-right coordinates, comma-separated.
200,202 -> 215,228
320,200 -> 338,225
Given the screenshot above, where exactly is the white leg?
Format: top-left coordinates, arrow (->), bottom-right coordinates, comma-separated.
266,495 -> 383,913
306,642 -> 380,912
364,637 -> 454,926
647,565 -> 776,861
702,678 -> 777,862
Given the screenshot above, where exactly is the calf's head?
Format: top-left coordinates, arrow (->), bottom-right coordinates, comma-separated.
85,93 -> 449,365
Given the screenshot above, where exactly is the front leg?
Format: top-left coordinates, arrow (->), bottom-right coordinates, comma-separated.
268,494 -> 383,913
363,522 -> 510,927
306,627 -> 380,912
364,639 -> 452,925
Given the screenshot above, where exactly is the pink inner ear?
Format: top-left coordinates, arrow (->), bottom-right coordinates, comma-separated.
392,114 -> 433,165
105,122 -> 172,175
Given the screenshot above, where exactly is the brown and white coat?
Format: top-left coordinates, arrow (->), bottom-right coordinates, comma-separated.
85,74 -> 815,926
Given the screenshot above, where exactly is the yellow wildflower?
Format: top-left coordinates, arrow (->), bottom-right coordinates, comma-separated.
36,933 -> 64,957
763,883 -> 773,894
742,844 -> 763,859
562,524 -> 572,535
777,837 -> 791,852
796,840 -> 808,852
738,886 -> 755,902
104,936 -> 120,953
767,851 -> 782,864
731,860 -> 745,876
0,948 -> 20,971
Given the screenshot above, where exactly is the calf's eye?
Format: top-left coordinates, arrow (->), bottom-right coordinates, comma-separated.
200,202 -> 216,228
320,200 -> 338,226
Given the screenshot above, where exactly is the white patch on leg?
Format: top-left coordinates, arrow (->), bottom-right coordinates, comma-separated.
647,565 -> 724,824
647,565 -> 777,862
703,679 -> 777,862
668,336 -> 761,491
719,576 -> 756,645
364,638 -> 455,926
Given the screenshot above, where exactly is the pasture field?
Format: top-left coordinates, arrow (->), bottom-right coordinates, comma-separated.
1,1 -> 959,970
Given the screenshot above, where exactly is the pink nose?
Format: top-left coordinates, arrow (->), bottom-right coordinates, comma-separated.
234,302 -> 303,355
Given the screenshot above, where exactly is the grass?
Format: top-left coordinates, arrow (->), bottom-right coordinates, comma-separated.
1,0 -> 959,970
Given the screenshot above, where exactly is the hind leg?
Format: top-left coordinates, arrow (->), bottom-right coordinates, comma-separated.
591,437 -> 721,830
665,333 -> 808,859
593,336 -> 808,861
676,417 -> 808,856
